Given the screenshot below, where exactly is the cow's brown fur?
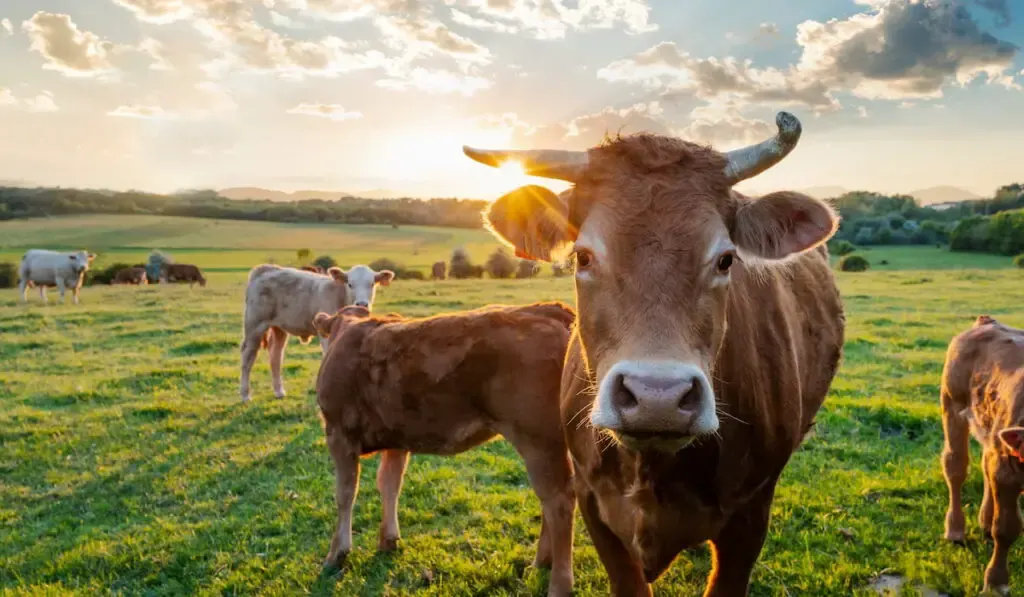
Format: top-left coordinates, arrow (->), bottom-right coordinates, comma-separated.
113,266 -> 148,285
431,261 -> 446,280
314,302 -> 578,597
478,132 -> 846,596
163,263 -> 207,287
941,315 -> 1024,594
301,265 -> 325,274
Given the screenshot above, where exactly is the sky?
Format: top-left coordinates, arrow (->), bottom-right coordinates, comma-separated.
0,0 -> 1021,199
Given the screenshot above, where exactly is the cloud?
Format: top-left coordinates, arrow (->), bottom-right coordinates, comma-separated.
376,65 -> 492,95
857,105 -> 869,117
0,88 -> 59,112
974,0 -> 1011,26
23,92 -> 59,113
509,101 -> 670,149
1,18 -> 13,35
600,0 -> 1020,112
22,12 -> 122,77
374,12 -> 491,66
757,22 -> 780,37
286,102 -> 363,121
108,104 -> 176,119
675,104 -> 773,148
110,0 -> 193,24
138,37 -> 174,70
446,0 -> 657,40
269,10 -> 305,28
450,8 -> 519,34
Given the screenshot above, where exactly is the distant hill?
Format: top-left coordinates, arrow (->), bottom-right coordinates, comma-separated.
908,186 -> 981,205
218,187 -> 353,201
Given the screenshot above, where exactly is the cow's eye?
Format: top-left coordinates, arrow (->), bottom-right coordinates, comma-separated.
716,251 -> 735,274
574,249 -> 594,270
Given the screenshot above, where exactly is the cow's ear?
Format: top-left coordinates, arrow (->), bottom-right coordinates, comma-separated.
313,312 -> 334,336
732,191 -> 839,260
999,427 -> 1024,460
88,253 -> 96,261
483,185 -> 576,263
327,267 -> 347,283
374,270 -> 394,286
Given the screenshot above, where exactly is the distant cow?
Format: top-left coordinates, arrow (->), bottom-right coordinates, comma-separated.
162,263 -> 206,287
431,261 -> 446,280
941,315 -> 1024,594
113,266 -> 148,285
312,302 -> 577,596
18,249 -> 96,304
239,263 -> 394,403
301,265 -> 325,274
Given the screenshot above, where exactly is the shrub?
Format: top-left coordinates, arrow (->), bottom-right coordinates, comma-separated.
87,262 -> 135,285
829,239 -> 856,256
313,254 -> 337,271
369,257 -> 405,277
486,247 -> 517,279
296,248 -> 311,264
516,260 -> 540,279
449,247 -> 474,279
0,262 -> 16,288
470,265 -> 485,278
402,270 -> 425,280
838,254 -> 870,272
1013,254 -> 1024,268
552,259 -> 572,277
146,250 -> 173,282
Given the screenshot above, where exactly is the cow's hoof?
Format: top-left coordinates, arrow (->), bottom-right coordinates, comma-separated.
274,391 -> 286,400
944,530 -> 965,544
322,551 -> 349,574
240,395 -> 252,404
378,535 -> 400,552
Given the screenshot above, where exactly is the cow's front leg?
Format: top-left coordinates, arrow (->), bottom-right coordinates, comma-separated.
267,327 -> 288,398
324,423 -> 360,571
704,478 -> 779,597
376,449 -> 409,551
56,278 -> 66,303
983,467 -> 1022,594
18,279 -> 28,302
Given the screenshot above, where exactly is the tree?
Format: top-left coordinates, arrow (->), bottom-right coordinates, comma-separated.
486,247 -> 517,279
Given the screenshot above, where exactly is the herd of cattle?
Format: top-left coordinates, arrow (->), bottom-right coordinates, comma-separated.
9,112 -> 1024,596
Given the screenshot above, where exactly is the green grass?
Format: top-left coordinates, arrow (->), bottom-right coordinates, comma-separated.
1,219 -> 1022,595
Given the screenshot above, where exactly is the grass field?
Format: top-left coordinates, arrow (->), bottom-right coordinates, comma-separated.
1,216 -> 1022,596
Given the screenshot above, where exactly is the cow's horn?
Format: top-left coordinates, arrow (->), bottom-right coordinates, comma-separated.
723,111 -> 802,184
462,146 -> 588,182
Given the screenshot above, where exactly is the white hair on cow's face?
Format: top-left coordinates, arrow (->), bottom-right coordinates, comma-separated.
335,264 -> 395,309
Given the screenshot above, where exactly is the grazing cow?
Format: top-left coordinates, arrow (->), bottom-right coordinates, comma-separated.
463,111 -> 846,596
18,249 -> 96,305
312,302 -> 577,596
162,263 -> 207,287
113,266 -> 148,285
240,263 -> 394,403
941,315 -> 1024,594
431,260 -> 446,280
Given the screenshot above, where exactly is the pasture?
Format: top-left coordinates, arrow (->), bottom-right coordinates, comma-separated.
0,215 -> 1021,596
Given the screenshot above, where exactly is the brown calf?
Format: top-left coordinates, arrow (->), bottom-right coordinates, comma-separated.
163,263 -> 207,287
464,111 -> 846,596
431,260 -> 446,280
942,315 -> 1024,594
313,302 -> 577,597
113,266 -> 148,285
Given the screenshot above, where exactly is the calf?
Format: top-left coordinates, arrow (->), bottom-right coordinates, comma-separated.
942,315 -> 1024,594
113,266 -> 148,285
312,302 -> 577,597
18,249 -> 96,304
240,263 -> 394,402
162,263 -> 207,287
431,261 -> 446,280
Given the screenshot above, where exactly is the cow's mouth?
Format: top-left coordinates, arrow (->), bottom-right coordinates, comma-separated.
609,429 -> 697,453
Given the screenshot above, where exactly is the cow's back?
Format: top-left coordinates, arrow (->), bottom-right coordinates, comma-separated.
943,319 -> 1024,438
245,264 -> 343,336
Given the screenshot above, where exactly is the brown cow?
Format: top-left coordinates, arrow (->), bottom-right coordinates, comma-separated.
941,315 -> 1024,594
113,266 -> 148,285
162,263 -> 207,287
463,111 -> 846,596
312,302 -> 577,596
431,260 -> 446,280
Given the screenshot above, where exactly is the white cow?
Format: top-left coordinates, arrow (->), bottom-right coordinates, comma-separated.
18,249 -> 96,305
239,263 -> 395,403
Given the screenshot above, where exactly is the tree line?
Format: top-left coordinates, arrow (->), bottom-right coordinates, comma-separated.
0,187 -> 490,229
825,183 -> 1024,257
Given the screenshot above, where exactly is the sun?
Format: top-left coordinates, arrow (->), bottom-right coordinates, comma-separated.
498,159 -> 526,178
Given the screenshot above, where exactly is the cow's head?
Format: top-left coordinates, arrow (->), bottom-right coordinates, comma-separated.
313,305 -> 372,339
327,264 -> 395,309
68,251 -> 97,274
465,112 -> 838,453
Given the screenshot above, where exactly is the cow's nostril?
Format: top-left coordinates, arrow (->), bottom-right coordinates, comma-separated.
355,301 -> 368,308
611,374 -> 638,409
678,382 -> 702,412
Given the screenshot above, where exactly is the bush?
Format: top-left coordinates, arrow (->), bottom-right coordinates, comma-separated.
402,270 -> 425,280
87,262 -> 135,285
449,247 -> 474,279
829,239 -> 856,256
838,254 -> 870,272
1013,254 -> 1024,268
146,250 -> 173,282
470,264 -> 485,278
516,260 -> 540,279
313,254 -> 337,271
297,248 -> 311,264
486,247 -> 517,279
0,262 -> 16,288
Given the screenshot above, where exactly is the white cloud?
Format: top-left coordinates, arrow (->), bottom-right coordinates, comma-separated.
446,0 -> 656,40
857,105 -> 869,118
110,0 -> 193,24
450,8 -> 519,34
676,104 -> 773,148
377,66 -> 492,96
138,37 -> 174,70
286,102 -> 363,121
0,88 -> 16,106
23,92 -> 59,113
1,18 -> 13,35
108,104 -> 176,119
269,10 -> 305,28
22,12 -> 122,77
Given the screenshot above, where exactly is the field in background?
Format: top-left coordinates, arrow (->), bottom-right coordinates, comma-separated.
1,215 -> 1021,596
